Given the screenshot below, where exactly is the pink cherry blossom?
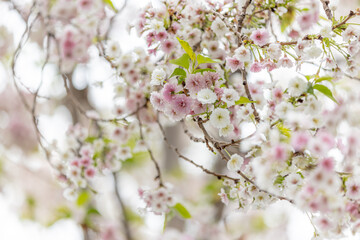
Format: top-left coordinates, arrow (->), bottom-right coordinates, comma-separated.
250,61 -> 263,72
291,132 -> 310,151
250,29 -> 270,46
185,73 -> 206,96
171,94 -> 192,115
162,83 -> 178,102
225,56 -> 244,72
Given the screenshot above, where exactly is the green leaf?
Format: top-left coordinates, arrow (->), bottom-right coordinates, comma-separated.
235,96 -> 256,105
169,54 -> 190,69
76,191 -> 90,207
313,84 -> 338,103
274,175 -> 285,185
193,68 -> 216,74
176,38 -> 196,61
277,122 -> 291,138
173,203 -> 191,219
323,37 -> 331,48
196,54 -> 222,65
170,68 -> 187,79
314,76 -> 333,83
305,75 -> 316,81
85,136 -> 97,143
280,6 -> 295,32
86,207 -> 101,216
102,0 -> 117,12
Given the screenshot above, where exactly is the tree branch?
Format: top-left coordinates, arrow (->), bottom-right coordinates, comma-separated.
157,117 -> 293,203
332,10 -> 356,30
320,0 -> 333,20
238,0 -> 253,38
242,71 -> 260,123
136,110 -> 164,187
112,173 -> 133,240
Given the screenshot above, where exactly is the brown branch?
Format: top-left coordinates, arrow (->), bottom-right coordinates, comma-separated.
181,120 -> 205,144
332,11 -> 356,30
260,35 -> 323,48
136,110 -> 164,187
197,121 -> 292,202
157,117 -> 293,203
81,225 -> 91,240
242,71 -> 260,123
212,11 -> 242,42
174,148 -> 239,182
238,0 -> 253,37
62,74 -> 143,124
218,131 -> 257,149
156,118 -> 238,182
10,4 -> 55,164
113,173 -> 133,240
30,33 -> 53,162
320,0 -> 333,20
197,120 -> 228,160
236,170 -> 293,203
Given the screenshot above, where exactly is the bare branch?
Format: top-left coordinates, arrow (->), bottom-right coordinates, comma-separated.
238,0 -> 253,38
242,71 -> 260,123
136,109 -> 164,187
113,173 -> 133,240
320,0 -> 333,20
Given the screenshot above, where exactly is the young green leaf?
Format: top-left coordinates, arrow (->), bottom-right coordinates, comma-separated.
76,191 -> 90,207
176,38 -> 196,61
235,96 -> 256,105
277,122 -> 291,138
313,84 -> 338,103
314,76 -> 333,83
196,54 -> 222,65
173,203 -> 191,219
169,53 -> 190,69
103,0 -> 117,12
86,207 -> 101,216
274,175 -> 285,185
193,68 -> 216,74
170,68 -> 187,79
305,75 -> 316,81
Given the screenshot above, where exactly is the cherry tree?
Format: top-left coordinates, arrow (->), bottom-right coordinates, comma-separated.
0,0 -> 360,239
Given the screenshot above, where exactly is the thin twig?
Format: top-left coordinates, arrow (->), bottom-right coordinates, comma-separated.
157,117 -> 293,203
242,71 -> 260,123
113,173 -> 133,240
332,11 -> 356,30
136,109 -> 164,187
181,120 -> 205,144
157,118 -> 239,182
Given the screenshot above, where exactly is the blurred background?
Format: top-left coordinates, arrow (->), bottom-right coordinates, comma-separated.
0,0 -> 359,239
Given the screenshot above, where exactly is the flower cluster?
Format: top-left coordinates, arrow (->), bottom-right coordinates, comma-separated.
56,121 -> 148,200
138,186 -> 175,215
